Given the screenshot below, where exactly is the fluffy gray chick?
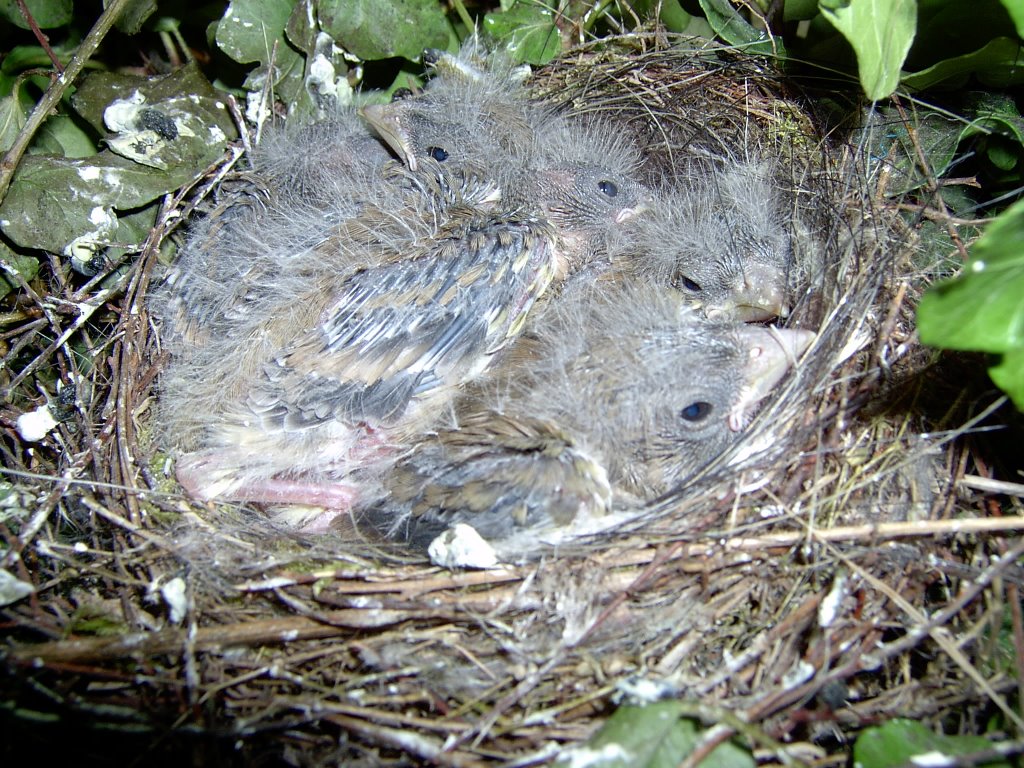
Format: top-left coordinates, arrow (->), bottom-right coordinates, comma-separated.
610,159 -> 794,322
361,42 -> 651,274
250,111 -> 394,208
166,201 -> 562,531
362,282 -> 813,549
361,39 -> 540,174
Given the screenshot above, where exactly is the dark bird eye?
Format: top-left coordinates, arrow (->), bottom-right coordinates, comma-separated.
427,146 -> 449,162
680,401 -> 713,422
597,180 -> 618,198
674,273 -> 702,292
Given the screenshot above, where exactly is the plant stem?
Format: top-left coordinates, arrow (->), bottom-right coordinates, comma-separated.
0,0 -> 134,206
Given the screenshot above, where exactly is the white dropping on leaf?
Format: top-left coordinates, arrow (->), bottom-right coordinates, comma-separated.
819,572 -> 848,628
782,659 -> 815,688
88,206 -> 110,226
161,577 -> 188,624
0,569 -> 35,607
911,751 -> 956,767
428,524 -> 500,569
556,744 -> 632,768
103,90 -> 146,132
245,89 -> 270,130
64,206 -> 118,271
78,166 -> 101,181
16,406 -> 57,442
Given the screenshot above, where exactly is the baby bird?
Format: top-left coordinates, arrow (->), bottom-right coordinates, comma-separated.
362,282 -> 814,550
361,40 -> 540,174
249,110 -> 394,208
166,199 -> 561,525
155,39 -> 649,525
608,159 -> 793,322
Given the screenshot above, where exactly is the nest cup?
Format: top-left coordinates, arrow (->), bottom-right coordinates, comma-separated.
3,33 -> 1015,766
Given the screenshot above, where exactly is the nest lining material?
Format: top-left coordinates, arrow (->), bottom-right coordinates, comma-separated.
2,34 -> 1023,765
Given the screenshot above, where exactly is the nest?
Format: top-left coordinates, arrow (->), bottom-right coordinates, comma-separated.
3,34 -> 1023,766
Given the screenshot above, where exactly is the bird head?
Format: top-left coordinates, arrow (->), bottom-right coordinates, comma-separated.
504,282 -> 807,497
360,42 -> 539,175
613,161 -> 794,322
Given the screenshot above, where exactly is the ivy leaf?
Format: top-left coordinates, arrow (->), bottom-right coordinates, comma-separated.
698,0 -> 783,56
318,0 -> 450,61
0,94 -> 28,154
0,150 -> 171,269
917,196 -> 1024,410
0,0 -> 72,29
215,0 -> 295,64
0,240 -> 40,299
1001,0 -> 1024,37
483,3 -> 562,65
112,0 -> 157,34
901,37 -> 1024,90
555,702 -> 755,768
853,719 -> 1013,768
861,105 -> 965,196
820,0 -> 916,100
215,0 -> 305,103
32,114 -> 98,158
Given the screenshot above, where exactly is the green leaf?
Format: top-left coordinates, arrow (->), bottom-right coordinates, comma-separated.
820,0 -> 916,100
1,45 -> 60,75
1000,0 -> 1024,37
483,3 -> 562,65
783,0 -> 820,21
0,240 -> 40,299
70,62 -> 235,170
215,0 -> 295,64
0,0 -> 72,29
555,703 -> 755,768
0,94 -> 28,154
0,151 -> 180,256
990,347 -> 1024,409
917,197 -> 1024,410
853,719 -> 1013,768
901,37 -> 1024,90
698,0 -> 783,55
111,0 -> 158,35
863,105 -> 966,196
961,92 -> 1024,145
31,114 -> 98,158
318,0 -> 450,61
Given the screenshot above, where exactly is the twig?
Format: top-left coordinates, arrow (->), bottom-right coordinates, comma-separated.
322,713 -> 486,768
959,474 -> 1024,497
840,538 -> 1024,733
15,0 -> 63,73
0,0 -> 134,203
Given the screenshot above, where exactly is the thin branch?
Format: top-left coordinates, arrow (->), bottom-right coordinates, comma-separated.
0,0 -> 133,203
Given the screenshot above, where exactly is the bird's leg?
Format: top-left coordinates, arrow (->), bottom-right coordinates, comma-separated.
215,478 -> 360,508
175,459 -> 359,505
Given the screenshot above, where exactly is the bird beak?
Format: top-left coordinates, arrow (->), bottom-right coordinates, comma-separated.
705,263 -> 789,323
614,193 -> 654,225
360,103 -> 418,170
728,326 -> 815,431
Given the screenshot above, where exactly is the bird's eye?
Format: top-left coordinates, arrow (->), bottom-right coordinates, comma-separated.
674,273 -> 702,292
597,180 -> 618,198
427,146 -> 449,162
680,401 -> 713,422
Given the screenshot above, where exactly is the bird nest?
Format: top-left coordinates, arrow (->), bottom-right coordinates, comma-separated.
3,34 -> 1023,766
